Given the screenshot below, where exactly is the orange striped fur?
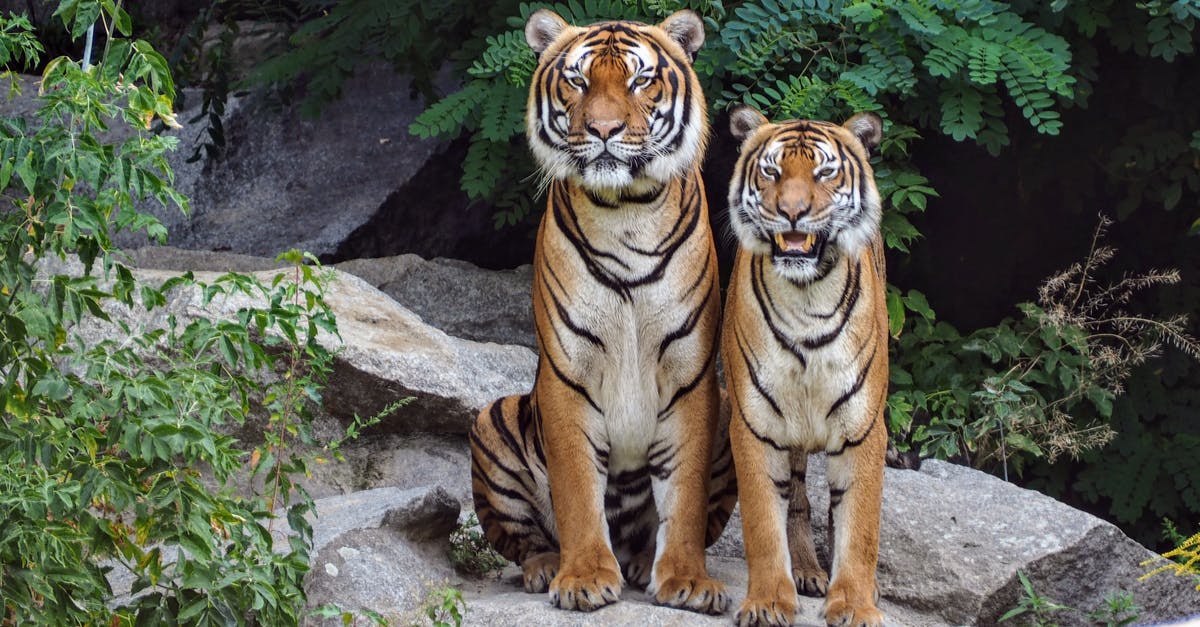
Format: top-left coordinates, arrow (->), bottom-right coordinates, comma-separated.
721,107 -> 889,627
469,10 -> 736,615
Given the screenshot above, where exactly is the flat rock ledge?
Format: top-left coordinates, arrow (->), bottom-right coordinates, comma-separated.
61,256 -> 536,435
301,461 -> 1200,627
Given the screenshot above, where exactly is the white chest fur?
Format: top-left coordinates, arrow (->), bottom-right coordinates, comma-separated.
537,186 -> 716,469
735,255 -> 878,452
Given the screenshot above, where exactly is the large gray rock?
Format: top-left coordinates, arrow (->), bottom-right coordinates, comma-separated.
0,70 -> 447,259
713,457 -> 1200,627
134,63 -> 446,258
881,460 -> 1200,625
56,257 -> 535,434
299,486 -> 462,624
120,246 -> 537,351
336,255 -> 535,349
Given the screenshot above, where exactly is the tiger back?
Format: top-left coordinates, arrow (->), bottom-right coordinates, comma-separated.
468,9 -> 736,615
720,106 -> 889,627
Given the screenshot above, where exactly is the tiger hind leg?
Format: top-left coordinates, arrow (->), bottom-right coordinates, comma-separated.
787,450 -> 829,597
704,391 -> 738,547
469,394 -> 560,592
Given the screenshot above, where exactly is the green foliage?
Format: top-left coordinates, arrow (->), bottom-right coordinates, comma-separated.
999,571 -> 1073,626
1000,571 -> 1140,627
0,7 -> 397,624
422,585 -> 466,627
887,218 -> 1199,480
401,0 -> 1080,232
449,512 -> 508,576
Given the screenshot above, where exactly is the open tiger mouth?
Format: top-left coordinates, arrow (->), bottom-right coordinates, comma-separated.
772,230 -> 824,259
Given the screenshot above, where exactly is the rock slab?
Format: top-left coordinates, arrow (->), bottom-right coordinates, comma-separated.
58,257 -> 536,435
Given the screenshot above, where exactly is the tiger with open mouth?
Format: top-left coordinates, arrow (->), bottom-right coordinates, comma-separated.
722,105 -> 889,627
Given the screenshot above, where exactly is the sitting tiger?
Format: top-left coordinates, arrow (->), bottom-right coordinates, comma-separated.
468,9 -> 736,615
721,106 -> 889,627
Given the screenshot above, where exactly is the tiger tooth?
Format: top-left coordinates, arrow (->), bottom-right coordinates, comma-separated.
775,233 -> 786,249
804,232 -> 816,250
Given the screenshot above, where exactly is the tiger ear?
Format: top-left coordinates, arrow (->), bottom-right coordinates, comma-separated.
844,112 -> 883,155
659,10 -> 705,61
730,106 -> 769,144
526,9 -> 569,56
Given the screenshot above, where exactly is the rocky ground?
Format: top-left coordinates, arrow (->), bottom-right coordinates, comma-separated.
85,252 -> 1200,627
6,61 -> 1199,625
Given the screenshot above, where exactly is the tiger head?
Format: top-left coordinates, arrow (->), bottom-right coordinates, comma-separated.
524,10 -> 708,194
727,107 -> 883,284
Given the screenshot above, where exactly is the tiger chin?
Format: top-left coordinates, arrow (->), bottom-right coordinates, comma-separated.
468,9 -> 736,617
721,106 -> 889,627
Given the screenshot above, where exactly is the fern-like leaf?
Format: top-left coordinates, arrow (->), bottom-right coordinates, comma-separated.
410,81 -> 489,139
461,135 -> 511,201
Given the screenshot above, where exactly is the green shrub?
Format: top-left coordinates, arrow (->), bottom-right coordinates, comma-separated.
887,217 -> 1200,478
0,4 -> 395,623
448,512 -> 508,576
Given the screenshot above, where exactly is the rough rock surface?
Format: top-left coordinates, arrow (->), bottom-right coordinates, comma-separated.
58,257 -> 535,434
122,246 -> 537,350
297,486 -> 462,624
138,64 -> 446,258
0,68 -> 449,259
335,256 -> 535,349
297,457 -> 1200,627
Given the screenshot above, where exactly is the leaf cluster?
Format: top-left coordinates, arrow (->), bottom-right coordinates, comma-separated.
448,512 -> 508,576
887,218 -> 1199,480
0,7 -> 396,624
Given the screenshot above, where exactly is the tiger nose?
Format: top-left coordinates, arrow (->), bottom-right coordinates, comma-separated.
778,199 -> 810,222
586,119 -> 626,140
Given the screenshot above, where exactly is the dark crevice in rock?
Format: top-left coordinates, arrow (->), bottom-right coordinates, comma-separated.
324,137 -> 536,270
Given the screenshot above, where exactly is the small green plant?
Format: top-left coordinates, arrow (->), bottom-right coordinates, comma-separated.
1001,571 -> 1142,626
999,571 -> 1073,627
311,603 -> 390,626
448,512 -> 509,575
420,585 -> 466,627
1088,590 -> 1140,627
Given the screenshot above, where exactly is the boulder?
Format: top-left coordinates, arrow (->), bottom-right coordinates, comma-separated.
55,256 -> 536,435
121,246 -> 537,351
881,459 -> 1200,626
712,457 -> 1200,627
0,67 -> 450,260
335,255 -> 535,349
130,63 -> 447,259
299,486 -> 462,624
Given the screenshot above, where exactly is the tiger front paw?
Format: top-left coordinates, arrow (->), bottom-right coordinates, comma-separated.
821,585 -> 882,627
650,573 -> 730,615
521,551 -> 559,593
548,565 -> 622,612
624,549 -> 654,589
793,565 -> 829,597
733,596 -> 797,627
